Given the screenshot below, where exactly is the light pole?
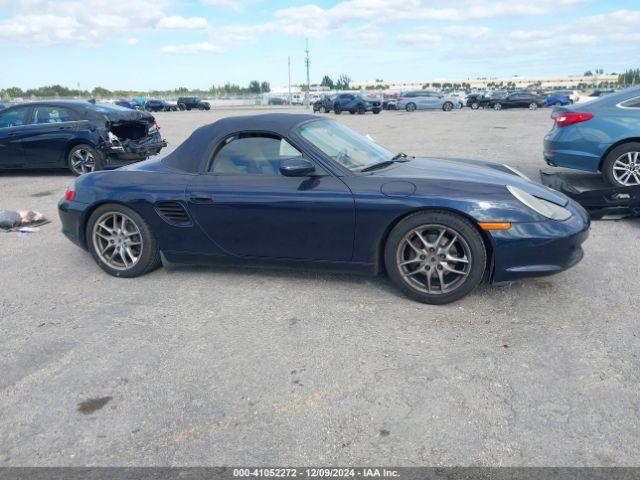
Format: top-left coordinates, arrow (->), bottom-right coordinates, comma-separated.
305,39 -> 310,108
288,56 -> 292,105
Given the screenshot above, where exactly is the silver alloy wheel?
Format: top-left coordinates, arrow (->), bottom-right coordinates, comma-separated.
396,224 -> 472,295
529,102 -> 538,110
494,103 -> 502,111
70,148 -> 96,175
443,102 -> 453,111
92,212 -> 143,271
612,151 -> 640,186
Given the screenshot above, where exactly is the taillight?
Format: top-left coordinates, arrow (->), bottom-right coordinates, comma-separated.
553,111 -> 593,127
64,187 -> 75,201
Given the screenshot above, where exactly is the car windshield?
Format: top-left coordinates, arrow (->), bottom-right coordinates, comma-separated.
297,119 -> 394,172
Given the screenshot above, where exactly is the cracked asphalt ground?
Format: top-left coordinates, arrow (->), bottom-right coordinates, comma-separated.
1,107 -> 639,466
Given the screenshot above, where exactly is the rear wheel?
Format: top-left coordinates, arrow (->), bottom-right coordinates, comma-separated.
529,102 -> 538,110
384,211 -> 486,304
372,108 -> 381,114
602,142 -> 640,187
178,103 -> 186,111
493,103 -> 502,111
471,102 -> 480,110
86,204 -> 161,278
357,105 -> 366,114
68,144 -> 99,176
405,102 -> 417,112
442,101 -> 454,111
334,105 -> 341,114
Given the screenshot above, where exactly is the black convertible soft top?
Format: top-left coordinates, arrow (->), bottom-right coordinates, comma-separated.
163,113 -> 320,172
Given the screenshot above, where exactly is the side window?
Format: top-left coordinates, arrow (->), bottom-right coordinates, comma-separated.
210,134 -> 303,175
0,107 -> 28,128
620,97 -> 640,108
32,106 -> 74,124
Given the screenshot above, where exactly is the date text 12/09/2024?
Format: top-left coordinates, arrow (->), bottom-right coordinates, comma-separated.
233,468 -> 399,478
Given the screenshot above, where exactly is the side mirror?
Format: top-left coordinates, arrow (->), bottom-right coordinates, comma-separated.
280,157 -> 316,177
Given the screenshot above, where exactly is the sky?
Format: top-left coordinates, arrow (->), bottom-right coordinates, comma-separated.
0,0 -> 639,91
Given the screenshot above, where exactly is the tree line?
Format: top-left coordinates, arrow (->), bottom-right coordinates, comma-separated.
1,81 -> 272,100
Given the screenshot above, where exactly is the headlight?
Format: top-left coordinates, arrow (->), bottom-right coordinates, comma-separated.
503,164 -> 530,180
507,185 -> 571,221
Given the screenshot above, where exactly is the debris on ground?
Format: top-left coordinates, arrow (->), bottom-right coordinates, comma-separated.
0,210 -> 50,232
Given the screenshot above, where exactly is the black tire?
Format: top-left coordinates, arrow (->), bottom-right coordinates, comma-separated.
471,102 -> 480,110
178,103 -> 186,111
86,204 -> 161,278
406,102 -> 416,112
384,211 -> 487,305
357,105 -> 366,115
68,144 -> 101,176
442,101 -> 454,112
372,108 -> 381,114
334,105 -> 341,114
602,142 -> 640,187
493,103 -> 502,111
529,102 -> 538,110
349,110 -> 356,114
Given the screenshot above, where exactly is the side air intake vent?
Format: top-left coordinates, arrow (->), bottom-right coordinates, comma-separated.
155,201 -> 191,225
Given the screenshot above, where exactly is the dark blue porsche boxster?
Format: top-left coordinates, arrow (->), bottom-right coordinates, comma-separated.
58,114 -> 589,304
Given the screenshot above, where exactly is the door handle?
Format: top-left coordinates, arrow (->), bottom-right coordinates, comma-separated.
189,195 -> 214,204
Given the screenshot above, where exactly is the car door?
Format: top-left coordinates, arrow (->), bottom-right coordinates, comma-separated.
186,133 -> 355,261
21,105 -> 79,168
0,106 -> 31,169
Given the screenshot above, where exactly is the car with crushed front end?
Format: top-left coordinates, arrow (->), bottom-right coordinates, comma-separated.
544,86 -> 640,187
59,114 -> 589,305
312,95 -> 334,113
0,101 -> 166,175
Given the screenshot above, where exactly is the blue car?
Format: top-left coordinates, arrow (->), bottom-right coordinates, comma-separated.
59,114 -> 589,304
544,87 -> 640,187
545,93 -> 572,107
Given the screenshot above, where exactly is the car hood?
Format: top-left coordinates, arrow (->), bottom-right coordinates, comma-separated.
368,156 -> 569,206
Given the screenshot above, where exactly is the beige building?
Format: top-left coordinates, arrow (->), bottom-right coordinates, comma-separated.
350,75 -> 618,90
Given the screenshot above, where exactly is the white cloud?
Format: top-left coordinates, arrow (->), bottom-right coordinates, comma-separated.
201,0 -> 259,12
160,42 -> 226,54
157,15 -> 209,29
0,0 -> 166,44
126,38 -> 140,45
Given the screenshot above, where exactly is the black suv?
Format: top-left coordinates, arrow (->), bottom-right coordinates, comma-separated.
177,97 -> 211,111
333,93 -> 381,115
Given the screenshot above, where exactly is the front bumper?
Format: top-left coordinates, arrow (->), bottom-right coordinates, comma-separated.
489,201 -> 590,283
101,132 -> 167,168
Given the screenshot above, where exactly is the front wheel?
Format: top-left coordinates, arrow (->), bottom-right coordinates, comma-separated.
384,211 -> 486,304
442,101 -> 454,112
602,142 -> 640,187
405,103 -> 416,112
493,103 -> 502,111
529,102 -> 538,110
357,105 -> 366,114
334,105 -> 341,114
372,108 -> 381,114
86,204 -> 161,278
470,102 -> 479,110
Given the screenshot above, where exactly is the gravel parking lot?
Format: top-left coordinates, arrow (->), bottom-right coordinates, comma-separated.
1,107 -> 638,466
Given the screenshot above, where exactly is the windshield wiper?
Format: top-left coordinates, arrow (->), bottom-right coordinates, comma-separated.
360,153 -> 410,172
